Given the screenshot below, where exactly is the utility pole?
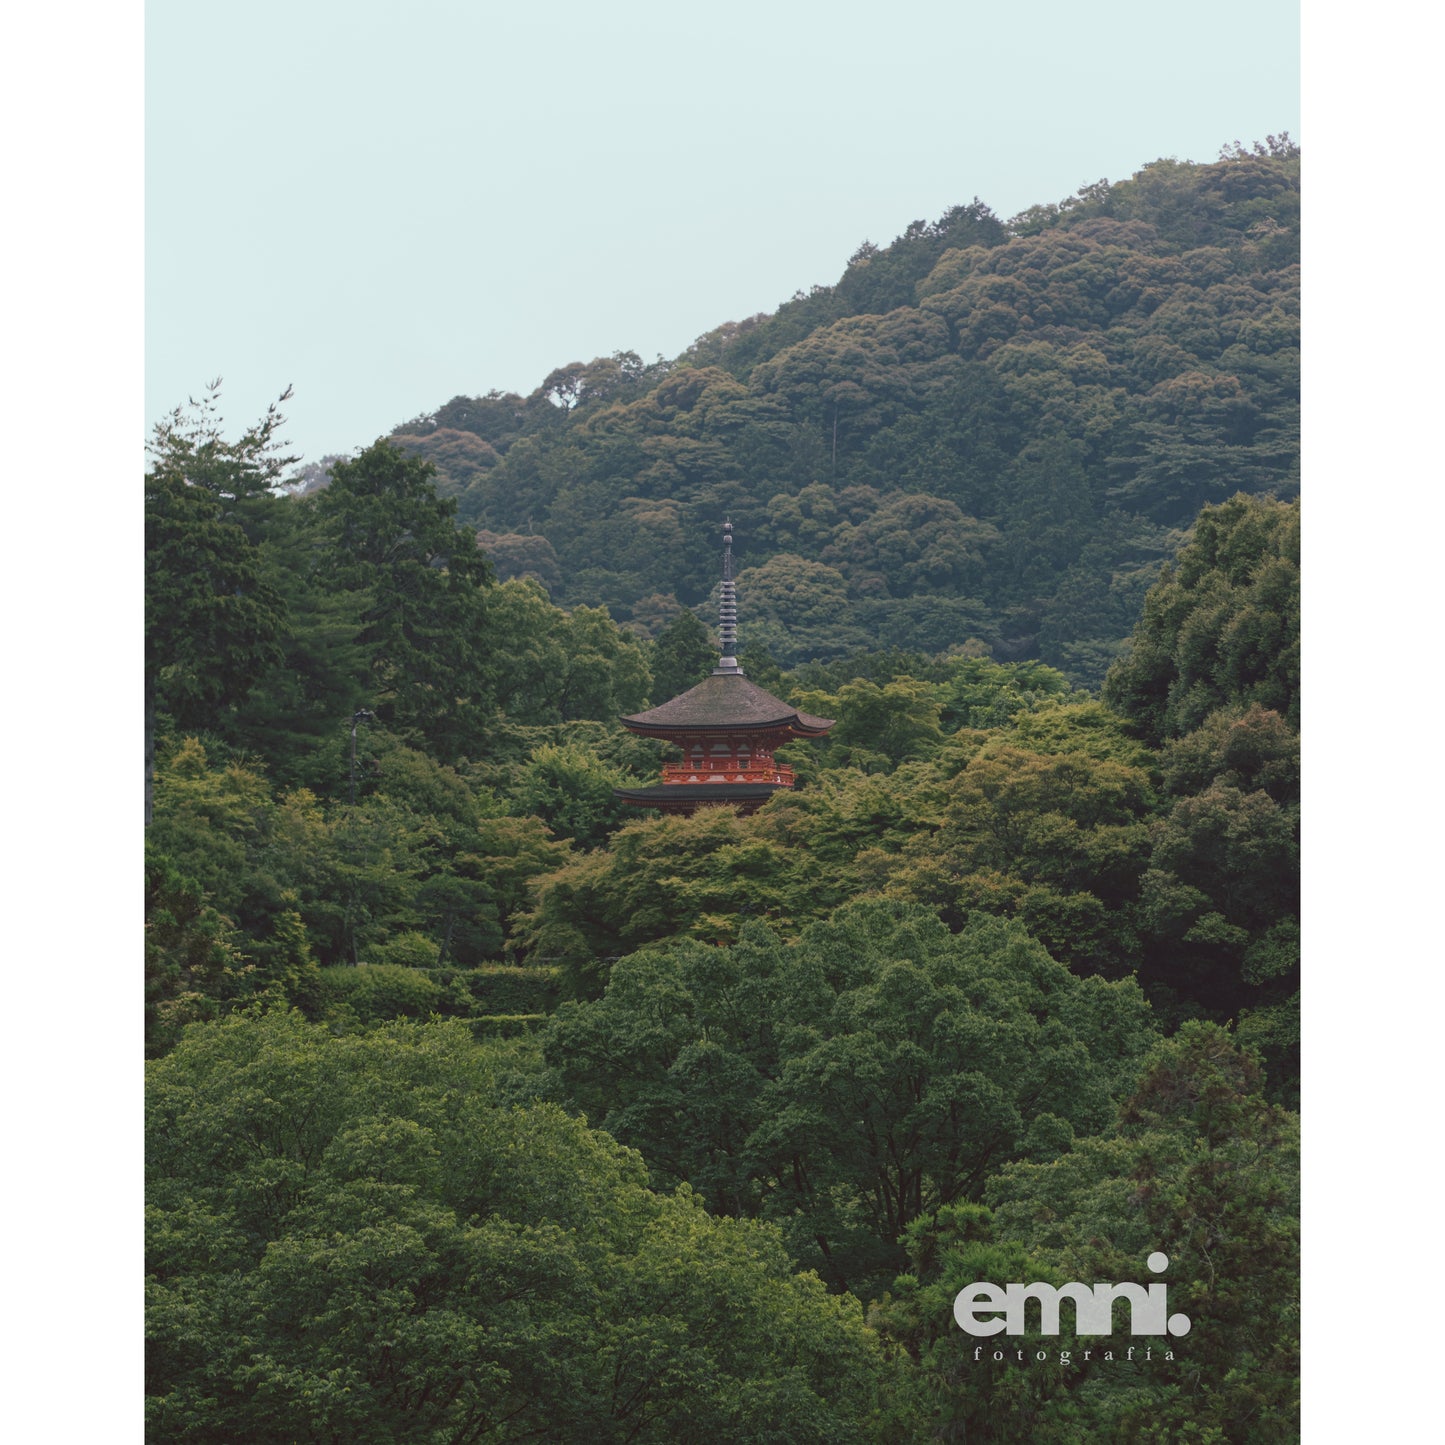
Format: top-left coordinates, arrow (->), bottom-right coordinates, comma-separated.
349,708 -> 375,806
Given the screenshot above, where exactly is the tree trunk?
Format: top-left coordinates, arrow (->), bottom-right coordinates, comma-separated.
145,693 -> 156,826
436,911 -> 456,971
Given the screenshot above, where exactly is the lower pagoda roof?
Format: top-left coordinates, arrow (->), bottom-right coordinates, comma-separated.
620,672 -> 833,737
613,781 -> 787,811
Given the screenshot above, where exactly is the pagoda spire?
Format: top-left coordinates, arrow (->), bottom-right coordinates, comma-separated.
714,519 -> 743,676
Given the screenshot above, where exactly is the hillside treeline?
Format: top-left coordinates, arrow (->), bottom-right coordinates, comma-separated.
146,144 -> 1299,1442
383,141 -> 1297,686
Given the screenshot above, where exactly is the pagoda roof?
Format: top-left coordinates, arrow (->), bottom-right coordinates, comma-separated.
614,781 -> 788,807
621,672 -> 834,737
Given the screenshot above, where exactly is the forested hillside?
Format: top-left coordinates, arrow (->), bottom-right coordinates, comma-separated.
146,143 -> 1300,1442
384,139 -> 1298,686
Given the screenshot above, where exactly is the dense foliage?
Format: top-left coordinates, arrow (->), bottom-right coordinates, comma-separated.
388,145 -> 1298,688
545,901 -> 1157,1298
871,1024 -> 1298,1442
146,144 -> 1299,1441
148,1011 -> 897,1442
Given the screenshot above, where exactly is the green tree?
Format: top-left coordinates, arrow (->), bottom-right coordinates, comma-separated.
1104,494 -> 1299,745
511,741 -> 636,851
389,426 -> 500,500
515,806 -> 838,995
145,384 -> 295,819
545,899 -> 1157,1298
316,440 -> 496,758
832,492 -> 997,598
147,737 -> 274,922
1137,779 -> 1299,1049
144,847 -> 254,1057
147,1010 -> 896,1442
872,1024 -> 1298,1443
474,528 -> 563,590
796,676 -> 945,769
1132,702 -> 1300,1093
556,604 -> 652,720
933,656 -> 1075,732
731,553 -> 866,664
649,607 -> 716,700
884,705 -> 1158,974
488,579 -> 653,724
218,495 -> 373,792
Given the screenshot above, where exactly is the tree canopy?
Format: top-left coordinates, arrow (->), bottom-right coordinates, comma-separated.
387,150 -> 1298,688
545,899 -> 1158,1298
144,141 -> 1301,1441
148,1010 -> 898,1442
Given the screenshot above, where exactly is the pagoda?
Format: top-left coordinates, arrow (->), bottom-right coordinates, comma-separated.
614,522 -> 834,816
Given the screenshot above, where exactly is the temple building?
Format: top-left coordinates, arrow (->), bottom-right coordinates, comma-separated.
614,522 -> 834,816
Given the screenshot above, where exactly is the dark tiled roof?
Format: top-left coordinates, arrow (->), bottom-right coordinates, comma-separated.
621,673 -> 833,736
613,781 -> 787,803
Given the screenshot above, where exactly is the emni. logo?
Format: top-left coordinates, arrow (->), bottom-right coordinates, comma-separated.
953,1251 -> 1191,1337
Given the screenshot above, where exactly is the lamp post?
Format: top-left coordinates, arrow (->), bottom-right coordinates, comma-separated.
349,708 -> 375,805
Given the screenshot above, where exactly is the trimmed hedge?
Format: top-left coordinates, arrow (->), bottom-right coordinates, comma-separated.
445,965 -> 563,1017
318,963 -> 563,1026
468,1014 -> 549,1038
318,964 -> 444,1023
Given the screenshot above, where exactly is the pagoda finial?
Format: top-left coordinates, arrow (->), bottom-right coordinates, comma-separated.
713,519 -> 744,675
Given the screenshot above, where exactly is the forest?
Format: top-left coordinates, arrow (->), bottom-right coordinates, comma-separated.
146,141 -> 1299,1442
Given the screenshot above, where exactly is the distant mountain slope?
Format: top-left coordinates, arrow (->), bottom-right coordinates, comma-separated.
392,140 -> 1298,685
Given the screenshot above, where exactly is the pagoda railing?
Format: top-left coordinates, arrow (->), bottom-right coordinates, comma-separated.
661,763 -> 795,786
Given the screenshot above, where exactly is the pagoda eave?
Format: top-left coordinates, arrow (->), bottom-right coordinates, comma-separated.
614,781 -> 787,815
619,718 -> 830,742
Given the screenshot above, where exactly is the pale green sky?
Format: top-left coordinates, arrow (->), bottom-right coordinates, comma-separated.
146,0 -> 1300,465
